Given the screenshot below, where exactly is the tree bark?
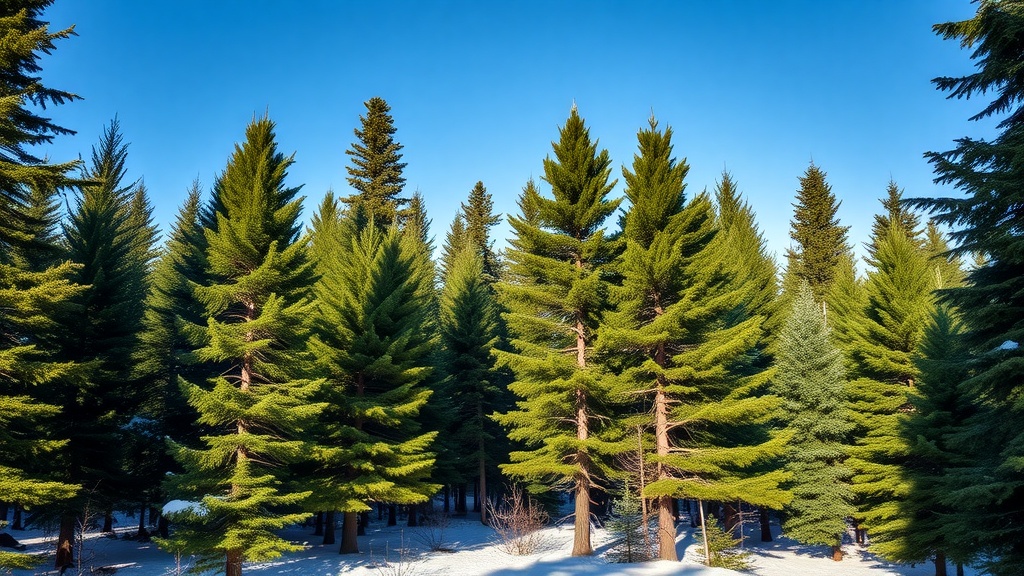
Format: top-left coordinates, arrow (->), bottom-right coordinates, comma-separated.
226,548 -> 243,576
572,476 -> 592,556
698,500 -> 711,566
55,513 -> 75,569
956,562 -> 964,576
322,511 -> 336,546
387,503 -> 397,526
314,511 -> 324,536
455,484 -> 467,516
832,544 -> 843,561
0,502 -> 7,524
653,343 -> 677,561
479,438 -> 488,525
723,502 -> 740,540
11,506 -> 22,530
758,507 -> 772,542
341,511 -> 360,553
158,513 -> 169,538
934,551 -> 947,576
443,486 -> 450,514
102,510 -> 113,533
407,504 -> 418,527
358,511 -> 369,535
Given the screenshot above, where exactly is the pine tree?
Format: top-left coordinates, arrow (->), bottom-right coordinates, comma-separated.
786,163 -> 850,303
51,118 -> 157,566
494,106 -> 622,556
306,195 -> 437,554
824,253 -> 867,366
868,181 -> 922,259
437,246 -> 502,524
905,4 -> 1024,571
439,213 -> 467,282
164,117 -> 323,576
342,97 -> 408,228
775,283 -> 854,561
602,120 -> 788,562
0,4 -> 82,568
461,181 -> 502,281
898,307 -> 976,576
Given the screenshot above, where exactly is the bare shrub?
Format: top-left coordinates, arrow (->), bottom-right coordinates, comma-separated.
370,531 -> 418,576
415,512 -> 454,553
487,485 -> 549,555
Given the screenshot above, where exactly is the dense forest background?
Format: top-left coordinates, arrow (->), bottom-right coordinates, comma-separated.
2,2 -> 1023,576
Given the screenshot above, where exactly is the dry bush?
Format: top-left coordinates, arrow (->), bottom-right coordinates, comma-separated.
487,485 -> 549,555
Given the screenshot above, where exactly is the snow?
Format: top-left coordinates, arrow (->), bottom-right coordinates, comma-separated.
997,339 -> 1019,350
2,511 -> 984,576
161,500 -> 205,517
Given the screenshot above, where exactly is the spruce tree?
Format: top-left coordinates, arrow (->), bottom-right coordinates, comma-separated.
494,106 -> 621,556
0,3 -> 82,568
906,4 -> 1024,570
165,117 -> 323,576
439,213 -> 468,282
461,181 -> 502,281
775,283 -> 854,561
786,163 -> 850,303
306,195 -> 437,554
868,181 -> 922,259
342,97 -> 407,228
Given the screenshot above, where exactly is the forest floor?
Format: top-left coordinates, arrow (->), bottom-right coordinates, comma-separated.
3,509 -> 980,576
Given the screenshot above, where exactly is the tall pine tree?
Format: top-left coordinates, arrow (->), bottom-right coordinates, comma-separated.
165,117 -> 322,576
495,106 -> 621,556
786,163 -> 850,304
342,97 -> 408,228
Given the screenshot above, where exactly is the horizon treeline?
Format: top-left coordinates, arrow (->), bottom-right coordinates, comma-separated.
2,2 -> 1024,576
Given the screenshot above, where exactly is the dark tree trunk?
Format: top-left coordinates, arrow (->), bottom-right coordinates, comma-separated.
387,504 -> 397,526
377,502 -> 384,521
688,500 -> 697,528
158,513 -> 169,538
407,505 -> 418,527
150,507 -> 160,527
55,514 -> 75,570
137,505 -> 149,540
956,562 -> 964,576
443,485 -> 450,514
671,498 -> 679,522
314,511 -> 324,536
934,551 -> 948,576
455,484 -> 467,516
323,511 -> 336,546
339,511 -> 357,553
11,506 -> 23,530
102,511 -> 113,533
472,479 -> 481,513
723,502 -> 740,539
226,548 -> 243,576
759,507 -> 772,542
0,502 -> 8,524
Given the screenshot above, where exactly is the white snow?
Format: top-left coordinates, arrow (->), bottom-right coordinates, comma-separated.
161,499 -> 204,517
997,339 -> 1019,350
3,511 -> 984,576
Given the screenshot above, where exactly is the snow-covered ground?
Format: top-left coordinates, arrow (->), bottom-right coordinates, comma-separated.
2,512 -> 980,576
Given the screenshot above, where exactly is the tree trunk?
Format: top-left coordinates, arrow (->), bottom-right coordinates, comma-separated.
314,511 -> 324,536
653,361 -> 677,561
55,513 -> 76,569
340,511 -> 359,553
11,506 -> 23,530
455,484 -> 467,516
956,562 -> 964,576
226,548 -> 243,576
479,441 -> 488,525
387,504 -> 397,526
758,507 -> 772,542
723,501 -> 740,540
358,511 -> 368,535
322,511 -> 336,546
698,500 -> 711,566
572,476 -> 592,556
137,505 -> 148,539
150,507 -> 160,527
472,479 -> 480,513
407,505 -> 418,527
0,502 -> 7,524
443,486 -> 450,514
102,510 -> 113,533
934,551 -> 947,576
158,513 -> 169,538
832,544 -> 843,561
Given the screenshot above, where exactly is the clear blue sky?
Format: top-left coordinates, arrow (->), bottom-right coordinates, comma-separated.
38,1 -> 987,264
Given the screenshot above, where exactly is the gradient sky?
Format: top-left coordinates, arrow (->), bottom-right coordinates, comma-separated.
37,1 -> 987,265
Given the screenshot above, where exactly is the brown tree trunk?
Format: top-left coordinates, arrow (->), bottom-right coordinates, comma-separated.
570,311 -> 593,557
387,503 -> 397,526
698,500 -> 711,566
723,502 -> 740,540
314,511 -> 324,536
443,486 -> 450,514
832,544 -> 843,561
572,477 -> 592,556
455,484 -> 467,516
934,551 -> 948,576
358,511 -> 369,535
407,504 -> 418,527
323,511 -> 336,545
653,341 -> 678,561
226,548 -> 243,576
479,425 -> 488,525
340,511 -> 359,553
758,507 -> 772,542
158,513 -> 169,538
55,513 -> 75,569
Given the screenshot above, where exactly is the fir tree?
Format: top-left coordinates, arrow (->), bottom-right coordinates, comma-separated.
306,196 -> 437,554
786,163 -> 850,303
494,106 -> 622,556
824,253 -> 867,366
165,116 -> 323,576
775,283 -> 854,561
342,97 -> 408,228
461,180 -> 502,281
906,4 -> 1024,570
439,212 -> 468,282
868,181 -> 922,259
0,3 -> 82,568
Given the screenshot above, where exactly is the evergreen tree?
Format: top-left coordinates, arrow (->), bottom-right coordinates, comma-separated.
439,212 -> 467,283
0,3 -> 82,568
494,106 -> 621,556
775,283 -> 854,561
51,118 -> 156,566
437,247 -> 502,524
164,117 -> 323,576
461,181 -> 502,281
342,97 -> 407,228
824,253 -> 867,368
906,4 -> 1024,570
786,163 -> 850,303
306,195 -> 437,554
868,181 -> 922,259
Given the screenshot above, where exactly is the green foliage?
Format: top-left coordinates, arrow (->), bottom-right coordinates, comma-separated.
342,97 -> 408,228
606,481 -> 651,563
164,116 -> 324,573
775,284 -> 854,549
461,181 -> 502,281
786,163 -> 850,303
694,519 -> 752,571
305,196 -> 438,517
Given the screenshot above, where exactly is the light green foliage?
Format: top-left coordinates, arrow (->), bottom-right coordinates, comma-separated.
164,117 -> 324,573
306,196 -> 438,517
775,284 -> 854,549
694,519 -> 752,570
342,97 -> 408,228
606,481 -> 651,563
786,163 -> 850,303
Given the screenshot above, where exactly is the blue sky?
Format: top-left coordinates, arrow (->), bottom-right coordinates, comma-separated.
38,1 -> 986,264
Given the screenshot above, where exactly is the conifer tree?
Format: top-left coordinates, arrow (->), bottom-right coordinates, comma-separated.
786,163 -> 850,303
0,3 -> 82,568
342,97 -> 408,227
824,253 -> 867,365
494,106 -> 622,556
601,120 -> 788,561
775,284 -> 854,561
906,4 -> 1024,570
437,247 -> 502,524
165,117 -> 323,576
439,213 -> 468,282
461,181 -> 502,281
868,181 -> 922,258
52,118 -> 156,565
306,195 -> 437,554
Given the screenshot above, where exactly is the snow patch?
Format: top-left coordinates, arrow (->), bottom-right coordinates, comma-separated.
998,339 -> 1019,350
162,499 -> 205,517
